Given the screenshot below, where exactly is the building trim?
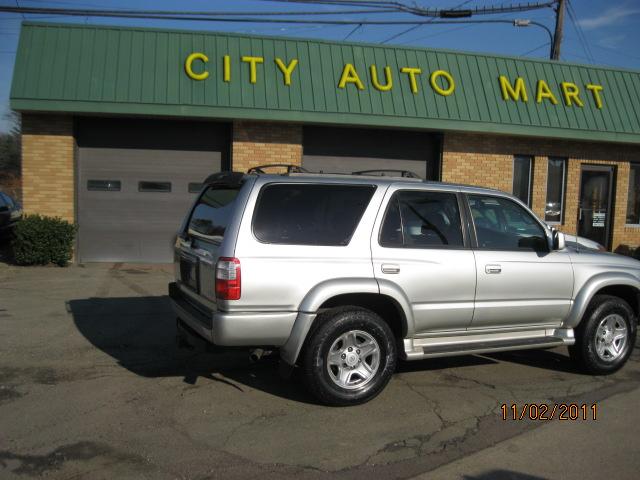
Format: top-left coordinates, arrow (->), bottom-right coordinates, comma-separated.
11,98 -> 640,146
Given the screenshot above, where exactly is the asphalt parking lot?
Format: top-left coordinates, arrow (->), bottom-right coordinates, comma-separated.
1,263 -> 640,479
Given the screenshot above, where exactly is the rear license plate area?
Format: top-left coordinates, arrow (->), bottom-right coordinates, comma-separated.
180,254 -> 199,292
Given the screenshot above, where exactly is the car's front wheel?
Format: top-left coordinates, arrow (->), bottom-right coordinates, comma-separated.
302,307 -> 396,406
570,294 -> 637,374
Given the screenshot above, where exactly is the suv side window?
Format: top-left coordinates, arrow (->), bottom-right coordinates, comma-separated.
380,190 -> 464,248
468,194 -> 548,251
253,184 -> 375,246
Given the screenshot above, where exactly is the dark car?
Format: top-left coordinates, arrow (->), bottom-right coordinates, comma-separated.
0,191 -> 22,236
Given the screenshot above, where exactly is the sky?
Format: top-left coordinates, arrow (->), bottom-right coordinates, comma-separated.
1,0 -> 640,132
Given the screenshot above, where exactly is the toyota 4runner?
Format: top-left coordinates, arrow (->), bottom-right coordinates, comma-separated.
169,171 -> 640,406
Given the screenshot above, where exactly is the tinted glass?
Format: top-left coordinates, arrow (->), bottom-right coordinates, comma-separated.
87,180 -> 121,191
627,164 -> 640,224
0,193 -> 7,207
253,184 -> 375,246
512,156 -> 532,206
139,181 -> 171,192
545,157 -> 566,223
381,190 -> 463,248
188,186 -> 242,242
380,195 -> 403,247
469,195 -> 547,251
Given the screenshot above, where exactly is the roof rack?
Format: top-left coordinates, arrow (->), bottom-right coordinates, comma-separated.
247,164 -> 309,174
351,169 -> 422,179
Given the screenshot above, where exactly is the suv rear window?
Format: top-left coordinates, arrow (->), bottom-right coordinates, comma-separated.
253,184 -> 375,246
188,185 -> 242,242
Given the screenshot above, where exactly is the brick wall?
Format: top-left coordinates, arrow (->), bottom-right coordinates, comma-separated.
442,132 -> 640,250
21,114 -> 75,223
231,121 -> 302,172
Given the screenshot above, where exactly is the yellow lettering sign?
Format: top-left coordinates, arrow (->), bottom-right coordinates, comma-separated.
185,52 -> 209,81
275,58 -> 299,86
223,55 -> 231,82
370,65 -> 393,92
242,56 -> 264,84
561,82 -> 584,107
338,63 -> 365,90
535,79 -> 558,105
430,70 -> 455,96
586,83 -> 604,109
499,75 -> 528,102
401,67 -> 422,94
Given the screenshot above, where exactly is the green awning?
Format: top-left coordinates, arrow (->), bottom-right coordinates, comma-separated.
10,22 -> 640,144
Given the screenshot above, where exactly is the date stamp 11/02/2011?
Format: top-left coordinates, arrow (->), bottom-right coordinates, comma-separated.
501,403 -> 598,421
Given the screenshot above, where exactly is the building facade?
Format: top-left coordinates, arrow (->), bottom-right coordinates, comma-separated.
10,22 -> 640,262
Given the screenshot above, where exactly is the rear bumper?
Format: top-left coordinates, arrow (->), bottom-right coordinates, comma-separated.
168,282 -> 296,347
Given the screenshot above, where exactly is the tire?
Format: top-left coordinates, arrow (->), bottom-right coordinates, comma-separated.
569,294 -> 637,375
302,307 -> 397,406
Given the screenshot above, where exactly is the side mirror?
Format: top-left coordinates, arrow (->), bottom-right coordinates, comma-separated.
552,229 -> 566,250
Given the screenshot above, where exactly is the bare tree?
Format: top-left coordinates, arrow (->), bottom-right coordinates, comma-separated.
0,111 -> 21,175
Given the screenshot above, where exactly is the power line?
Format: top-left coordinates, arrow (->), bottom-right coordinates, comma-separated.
343,23 -> 363,40
565,0 -> 595,63
0,2 -> 557,20
398,10 -> 514,45
380,0 -> 477,44
258,0 -> 556,16
0,5 -> 399,17
0,6 -> 556,30
520,41 -> 550,56
381,23 -> 423,44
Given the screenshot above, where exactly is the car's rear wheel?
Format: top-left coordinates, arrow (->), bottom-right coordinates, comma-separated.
302,307 -> 396,406
569,294 -> 636,374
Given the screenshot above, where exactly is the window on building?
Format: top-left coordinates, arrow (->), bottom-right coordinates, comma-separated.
87,180 -> 121,191
380,191 -> 464,248
627,164 -> 640,225
512,155 -> 533,206
545,157 -> 566,223
138,181 -> 171,193
188,182 -> 204,194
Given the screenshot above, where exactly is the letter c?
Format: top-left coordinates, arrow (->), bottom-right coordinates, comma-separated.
185,52 -> 209,81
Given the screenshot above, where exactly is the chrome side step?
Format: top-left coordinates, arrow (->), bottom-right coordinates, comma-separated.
403,328 -> 574,361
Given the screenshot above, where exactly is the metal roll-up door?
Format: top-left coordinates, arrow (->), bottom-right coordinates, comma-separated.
302,126 -> 440,180
77,117 -> 230,263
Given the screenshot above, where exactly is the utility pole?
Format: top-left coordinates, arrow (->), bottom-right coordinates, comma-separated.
551,0 -> 565,60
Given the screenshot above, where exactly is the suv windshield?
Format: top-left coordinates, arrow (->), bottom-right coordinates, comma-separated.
188,185 -> 242,243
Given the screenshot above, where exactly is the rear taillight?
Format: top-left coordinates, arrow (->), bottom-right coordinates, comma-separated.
215,257 -> 241,300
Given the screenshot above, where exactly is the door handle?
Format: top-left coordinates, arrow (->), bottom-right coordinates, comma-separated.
485,264 -> 502,274
381,264 -> 400,274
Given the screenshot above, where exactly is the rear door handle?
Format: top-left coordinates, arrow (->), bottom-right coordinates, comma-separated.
381,264 -> 400,274
485,264 -> 502,274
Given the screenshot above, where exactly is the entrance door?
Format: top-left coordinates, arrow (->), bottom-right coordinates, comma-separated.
577,166 -> 614,249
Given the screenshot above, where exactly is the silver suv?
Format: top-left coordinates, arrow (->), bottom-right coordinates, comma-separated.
169,171 -> 639,405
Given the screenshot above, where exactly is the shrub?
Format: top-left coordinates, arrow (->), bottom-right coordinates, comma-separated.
11,214 -> 76,266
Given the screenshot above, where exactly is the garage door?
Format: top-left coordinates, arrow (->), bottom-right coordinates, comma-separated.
303,126 -> 440,180
77,118 -> 230,263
